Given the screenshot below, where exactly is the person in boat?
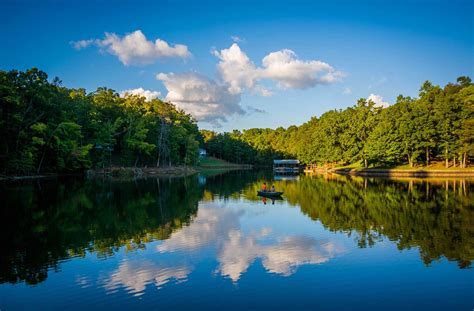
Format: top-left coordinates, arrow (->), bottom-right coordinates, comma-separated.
271,185 -> 275,192
262,182 -> 267,192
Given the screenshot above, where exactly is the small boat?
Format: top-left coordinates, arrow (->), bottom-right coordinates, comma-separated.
257,191 -> 283,197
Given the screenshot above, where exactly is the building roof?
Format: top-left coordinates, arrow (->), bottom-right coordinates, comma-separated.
273,159 -> 299,164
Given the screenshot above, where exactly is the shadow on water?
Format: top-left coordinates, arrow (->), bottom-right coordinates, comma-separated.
0,170 -> 473,286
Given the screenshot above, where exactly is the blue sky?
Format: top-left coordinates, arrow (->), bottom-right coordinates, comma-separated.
1,0 -> 472,131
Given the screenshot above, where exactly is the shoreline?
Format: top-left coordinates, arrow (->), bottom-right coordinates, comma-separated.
0,173 -> 82,181
86,166 -> 199,178
198,164 -> 253,170
0,164 -> 254,181
330,168 -> 474,177
3,166 -> 474,181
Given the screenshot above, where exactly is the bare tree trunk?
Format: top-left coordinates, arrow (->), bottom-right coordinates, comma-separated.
426,147 -> 429,166
157,118 -> 170,168
453,156 -> 456,168
445,146 -> 449,168
37,151 -> 47,174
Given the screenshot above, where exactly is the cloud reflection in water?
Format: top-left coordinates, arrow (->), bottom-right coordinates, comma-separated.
103,202 -> 344,294
218,230 -> 340,281
104,260 -> 191,296
158,203 -> 344,282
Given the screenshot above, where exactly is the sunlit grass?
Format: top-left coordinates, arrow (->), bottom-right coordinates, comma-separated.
198,156 -> 238,167
332,161 -> 474,170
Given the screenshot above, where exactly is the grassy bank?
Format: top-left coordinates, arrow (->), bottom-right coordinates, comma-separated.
198,157 -> 252,169
330,167 -> 474,177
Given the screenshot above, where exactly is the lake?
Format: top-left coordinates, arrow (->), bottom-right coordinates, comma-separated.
0,170 -> 473,310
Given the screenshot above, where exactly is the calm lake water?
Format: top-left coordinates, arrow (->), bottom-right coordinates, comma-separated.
0,170 -> 473,310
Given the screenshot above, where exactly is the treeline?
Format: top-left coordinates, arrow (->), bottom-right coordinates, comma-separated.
201,128 -> 297,165
203,77 -> 474,168
2,69 -> 472,173
0,68 -> 200,175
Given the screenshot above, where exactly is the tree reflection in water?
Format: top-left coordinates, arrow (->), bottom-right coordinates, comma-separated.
242,174 -> 474,268
0,171 -> 472,286
0,176 -> 202,285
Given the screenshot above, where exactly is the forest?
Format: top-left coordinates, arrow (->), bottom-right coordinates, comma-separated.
1,68 -> 473,175
202,77 -> 474,168
0,68 -> 200,175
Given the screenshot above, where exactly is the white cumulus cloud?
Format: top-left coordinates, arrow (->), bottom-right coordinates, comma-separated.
120,88 -> 161,101
259,49 -> 342,89
157,43 -> 342,125
156,72 -> 243,125
367,93 -> 390,108
212,43 -> 262,95
213,43 -> 342,95
72,30 -> 191,65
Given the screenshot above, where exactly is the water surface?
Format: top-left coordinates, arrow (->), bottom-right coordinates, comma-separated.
0,171 -> 473,310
